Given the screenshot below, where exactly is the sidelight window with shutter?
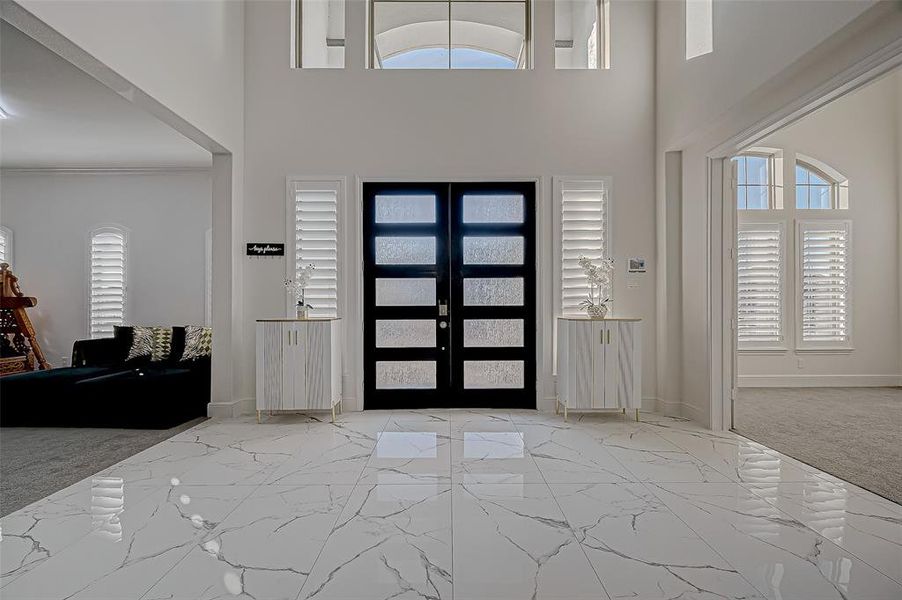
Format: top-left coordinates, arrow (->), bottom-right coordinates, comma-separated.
737,223 -> 783,348
557,179 -> 609,318
797,221 -> 852,349
289,179 -> 341,319
89,226 -> 127,339
0,225 -> 13,267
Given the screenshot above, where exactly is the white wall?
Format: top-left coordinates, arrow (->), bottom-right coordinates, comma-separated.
8,0 -> 246,411
655,0 -> 901,426
0,171 -> 211,367
244,0 -> 658,411
737,73 -> 901,386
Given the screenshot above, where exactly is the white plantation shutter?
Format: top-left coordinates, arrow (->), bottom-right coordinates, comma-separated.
737,223 -> 783,345
294,187 -> 338,318
799,221 -> 850,345
561,186 -> 607,317
90,228 -> 127,339
0,226 -> 11,266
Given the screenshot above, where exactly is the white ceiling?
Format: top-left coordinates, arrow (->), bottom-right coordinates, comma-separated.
0,21 -> 211,169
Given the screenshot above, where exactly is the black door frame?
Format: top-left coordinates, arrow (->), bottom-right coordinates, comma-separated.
362,181 -> 536,410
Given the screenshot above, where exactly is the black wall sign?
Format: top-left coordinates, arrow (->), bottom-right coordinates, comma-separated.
246,243 -> 285,257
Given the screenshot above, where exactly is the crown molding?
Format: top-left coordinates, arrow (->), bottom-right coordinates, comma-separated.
1,166 -> 211,175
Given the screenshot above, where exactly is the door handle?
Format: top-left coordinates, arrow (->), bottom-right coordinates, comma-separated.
287,330 -> 291,346
294,330 -> 298,345
607,330 -> 611,345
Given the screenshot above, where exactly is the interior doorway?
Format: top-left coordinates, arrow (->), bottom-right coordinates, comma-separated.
362,182 -> 536,409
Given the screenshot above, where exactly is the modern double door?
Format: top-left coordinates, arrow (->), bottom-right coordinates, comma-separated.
363,182 -> 535,409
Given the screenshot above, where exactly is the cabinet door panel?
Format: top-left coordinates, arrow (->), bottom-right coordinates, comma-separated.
618,322 -> 641,409
280,323 -> 294,410
292,323 -> 307,410
306,322 -> 326,409
573,321 -> 594,409
603,323 -> 620,408
591,322 -> 605,408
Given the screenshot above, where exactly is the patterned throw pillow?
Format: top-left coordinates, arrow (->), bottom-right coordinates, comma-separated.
126,326 -> 173,362
181,326 -> 212,361
125,326 -> 154,361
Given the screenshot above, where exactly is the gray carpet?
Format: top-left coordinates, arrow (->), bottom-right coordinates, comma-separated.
734,387 -> 902,505
0,418 -> 206,516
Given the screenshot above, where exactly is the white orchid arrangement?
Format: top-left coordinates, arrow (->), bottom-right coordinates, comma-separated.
577,255 -> 614,318
284,264 -> 316,309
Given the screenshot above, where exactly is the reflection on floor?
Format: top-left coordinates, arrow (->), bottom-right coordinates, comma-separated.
1,409 -> 900,599
735,387 -> 902,504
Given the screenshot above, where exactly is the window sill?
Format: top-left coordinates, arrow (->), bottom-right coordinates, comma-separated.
738,347 -> 788,355
794,347 -> 854,355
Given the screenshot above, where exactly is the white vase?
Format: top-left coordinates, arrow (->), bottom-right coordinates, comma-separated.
586,303 -> 608,319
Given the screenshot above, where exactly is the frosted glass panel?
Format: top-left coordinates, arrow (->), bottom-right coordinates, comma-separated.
376,320 -> 436,347
376,361 -> 436,389
462,195 -> 524,223
375,195 -> 436,223
463,236 -> 524,264
376,237 -> 436,264
464,360 -> 524,389
463,278 -> 524,306
464,319 -> 524,347
376,278 -> 436,306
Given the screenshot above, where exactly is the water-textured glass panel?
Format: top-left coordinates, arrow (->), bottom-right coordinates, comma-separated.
375,195 -> 437,223
464,360 -> 524,389
376,236 -> 436,264
376,320 -> 436,347
464,319 -> 524,347
463,236 -> 524,264
463,278 -> 524,306
376,361 -> 436,389
376,278 -> 436,306
462,194 -> 524,223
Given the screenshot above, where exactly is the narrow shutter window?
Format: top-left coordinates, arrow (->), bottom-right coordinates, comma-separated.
800,222 -> 850,344
561,186 -> 607,317
295,187 -> 338,318
0,226 -> 11,266
737,223 -> 783,345
90,228 -> 127,339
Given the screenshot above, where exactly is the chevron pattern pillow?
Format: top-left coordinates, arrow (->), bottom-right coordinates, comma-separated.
181,326 -> 212,361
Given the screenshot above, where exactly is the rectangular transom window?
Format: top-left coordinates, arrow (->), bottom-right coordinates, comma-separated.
559,180 -> 608,317
737,223 -> 783,347
90,227 -> 127,339
555,0 -> 609,69
370,0 -> 530,69
292,0 -> 346,68
685,0 -> 713,60
291,180 -> 341,318
798,221 -> 851,347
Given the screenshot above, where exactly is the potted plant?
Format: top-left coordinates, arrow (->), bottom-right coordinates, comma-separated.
577,255 -> 614,319
284,264 -> 315,318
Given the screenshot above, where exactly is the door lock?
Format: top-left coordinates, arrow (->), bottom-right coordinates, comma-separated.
439,321 -> 448,329
438,301 -> 448,317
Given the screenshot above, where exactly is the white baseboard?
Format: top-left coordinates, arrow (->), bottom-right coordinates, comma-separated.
207,398 -> 247,418
738,374 -> 902,388
652,397 -> 683,416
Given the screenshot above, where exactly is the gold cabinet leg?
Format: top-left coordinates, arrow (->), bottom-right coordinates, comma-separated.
622,408 -> 626,415
331,404 -> 336,423
564,404 -> 568,422
635,408 -> 640,422
257,410 -> 261,424
554,399 -> 559,415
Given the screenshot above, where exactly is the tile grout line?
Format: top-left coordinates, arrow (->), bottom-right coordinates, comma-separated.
511,413 -> 615,600
294,411 -> 388,600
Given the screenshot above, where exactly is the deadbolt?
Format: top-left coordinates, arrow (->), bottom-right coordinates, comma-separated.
438,301 -> 448,317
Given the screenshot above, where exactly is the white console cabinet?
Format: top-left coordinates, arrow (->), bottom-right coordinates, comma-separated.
556,318 -> 642,420
256,319 -> 342,422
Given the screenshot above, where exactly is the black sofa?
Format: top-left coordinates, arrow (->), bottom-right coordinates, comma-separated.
0,326 -> 210,428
